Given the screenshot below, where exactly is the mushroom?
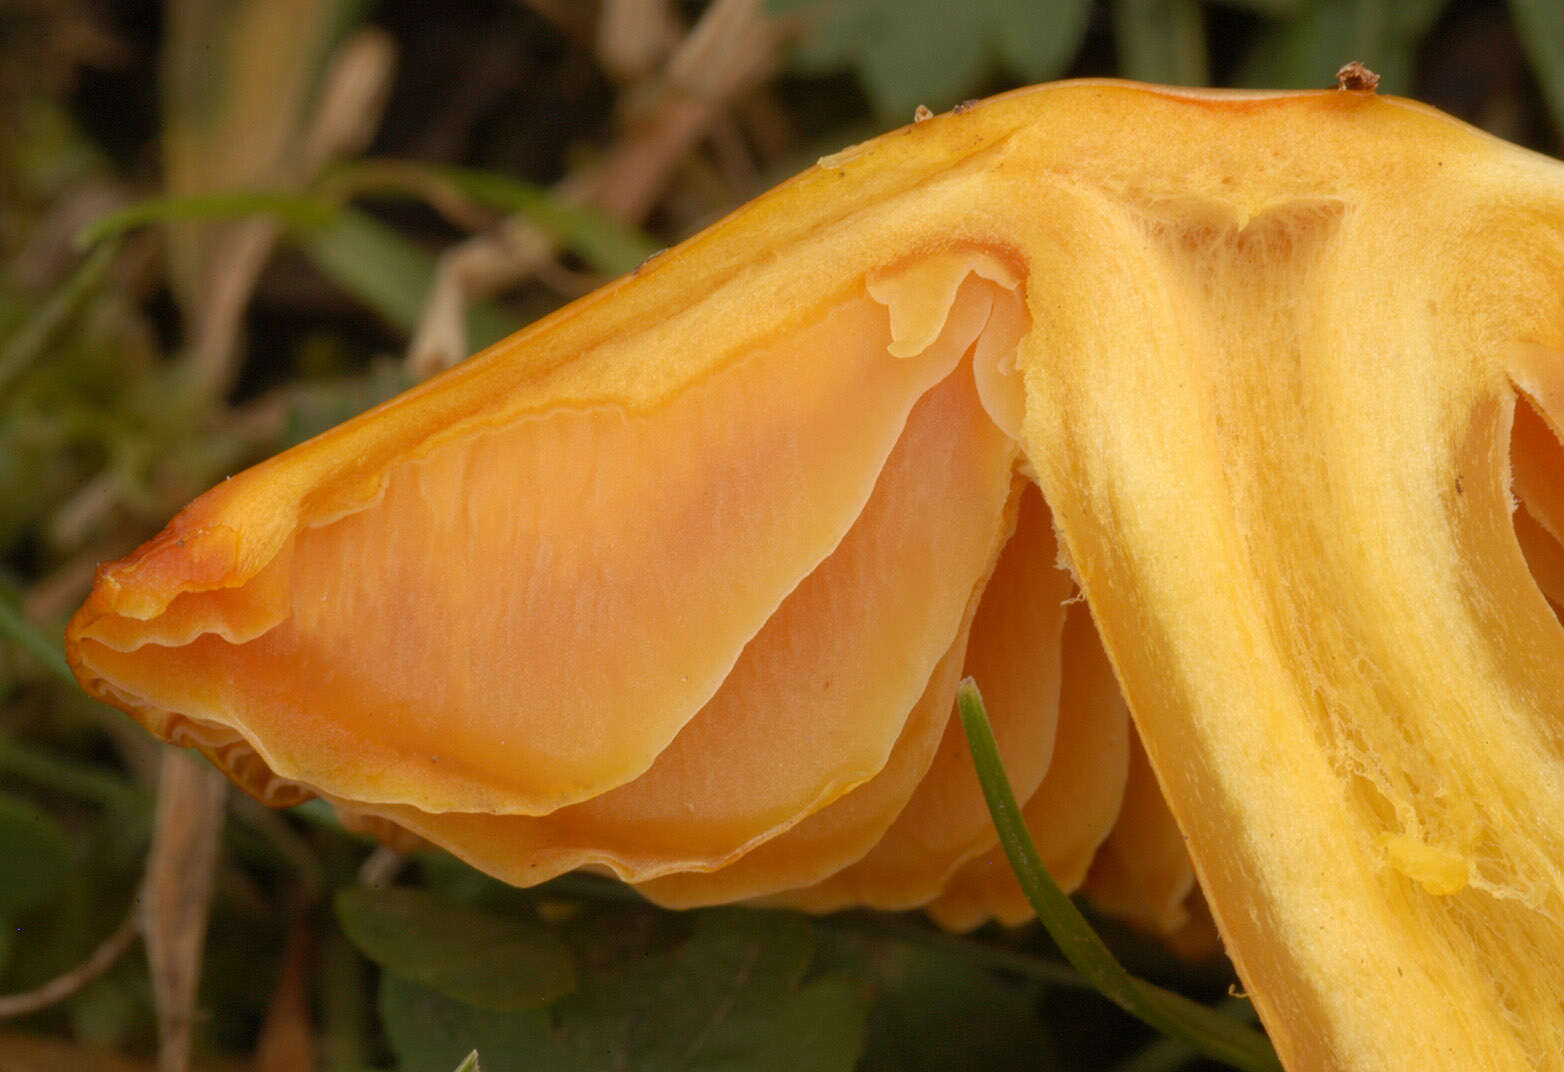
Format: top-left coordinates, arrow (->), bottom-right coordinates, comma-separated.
68,81 -> 1564,1070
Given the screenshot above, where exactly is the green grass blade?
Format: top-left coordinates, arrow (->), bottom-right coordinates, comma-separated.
1113,995 -> 1265,1072
75,190 -> 337,249
0,239 -> 118,396
0,591 -> 74,686
0,732 -> 150,812
957,678 -> 1282,1072
431,166 -> 660,277
323,160 -> 660,277
297,207 -> 522,349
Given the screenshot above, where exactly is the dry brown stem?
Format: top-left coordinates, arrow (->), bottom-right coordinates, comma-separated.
143,749 -> 228,1072
407,0 -> 784,377
597,0 -> 681,83
0,904 -> 140,1019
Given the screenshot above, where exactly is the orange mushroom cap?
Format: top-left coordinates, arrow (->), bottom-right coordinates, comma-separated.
69,80 -> 1564,1071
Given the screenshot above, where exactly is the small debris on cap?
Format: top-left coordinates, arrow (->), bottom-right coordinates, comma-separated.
1335,62 -> 1380,92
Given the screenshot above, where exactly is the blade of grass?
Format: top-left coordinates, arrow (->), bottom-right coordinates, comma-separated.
75,186 -> 556,356
0,239 -> 118,396
324,160 -> 661,277
0,732 -> 150,812
297,207 -> 523,349
432,164 -> 660,276
957,678 -> 1282,1072
75,190 -> 337,249
0,592 -> 73,686
1113,995 -> 1265,1072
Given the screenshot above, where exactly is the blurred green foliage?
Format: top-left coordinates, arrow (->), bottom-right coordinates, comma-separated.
772,0 -> 1094,121
377,909 -> 869,1072
1,2 -> 1560,1070
334,886 -> 577,1011
770,0 -> 1564,126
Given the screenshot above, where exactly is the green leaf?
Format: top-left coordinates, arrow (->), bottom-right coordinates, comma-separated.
1510,0 -> 1564,137
772,0 -> 1091,122
297,208 -> 524,349
335,886 -> 576,1010
1113,0 -> 1209,85
0,793 -> 71,918
983,0 -> 1094,86
550,909 -> 865,1072
381,974 -> 551,1072
381,908 -> 868,1072
1235,0 -> 1454,94
957,680 -> 1282,1072
855,943 -> 1057,1072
